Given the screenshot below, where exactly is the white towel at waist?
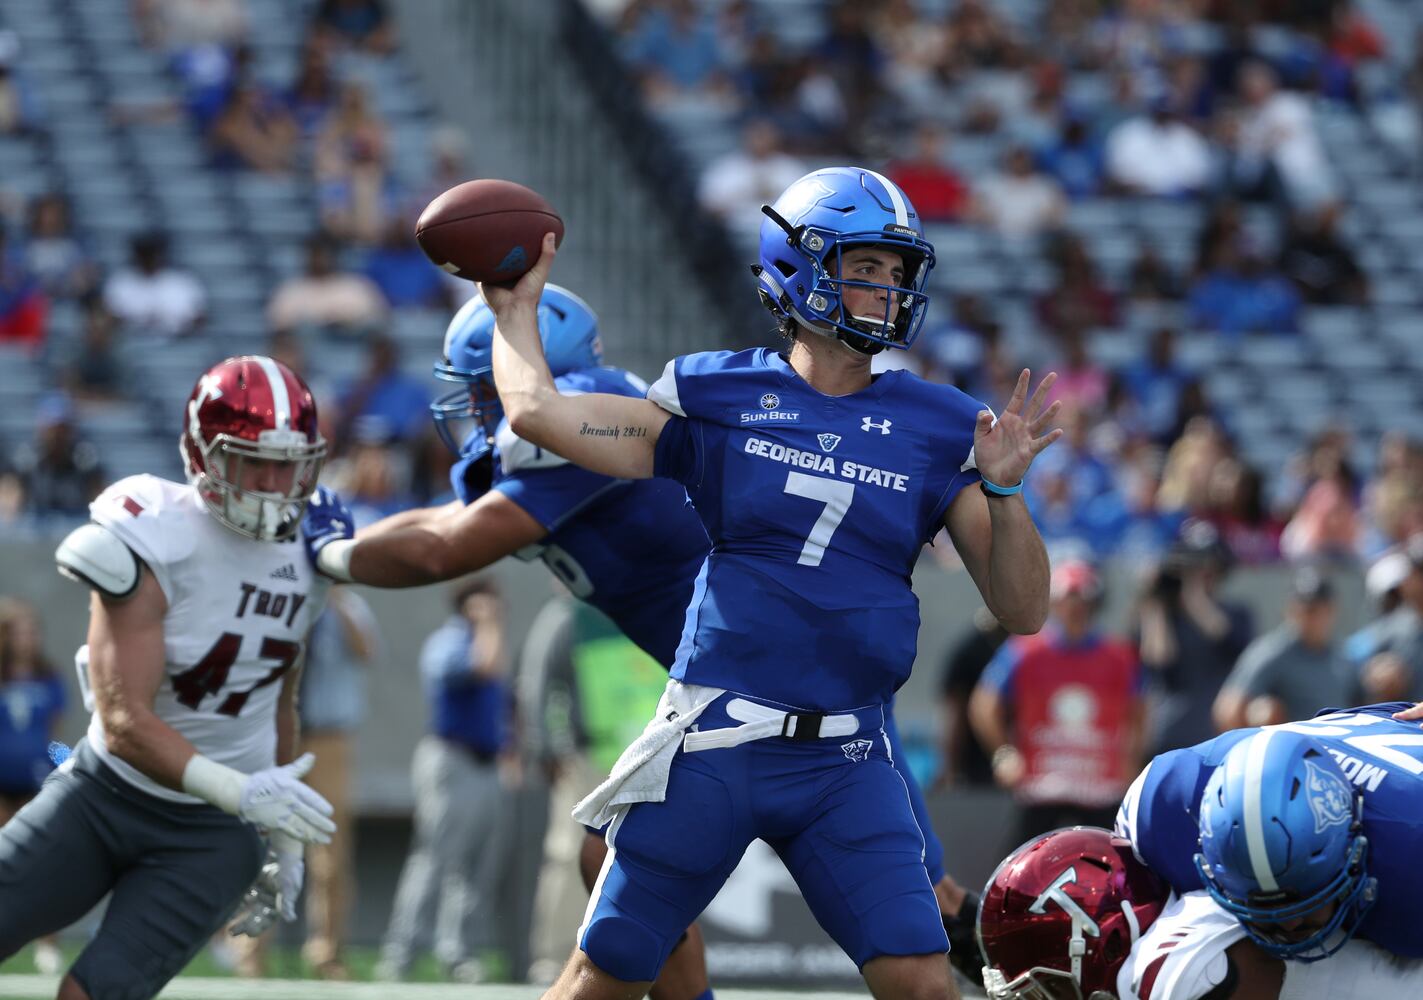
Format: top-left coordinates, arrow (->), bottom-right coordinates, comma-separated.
572,679 -> 724,830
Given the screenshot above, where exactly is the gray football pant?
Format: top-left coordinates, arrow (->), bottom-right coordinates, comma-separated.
0,740 -> 263,1000
381,735 -> 510,968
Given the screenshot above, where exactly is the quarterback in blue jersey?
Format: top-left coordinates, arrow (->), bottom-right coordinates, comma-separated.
1116,703 -> 1423,963
480,167 -> 1061,1000
302,282 -> 972,998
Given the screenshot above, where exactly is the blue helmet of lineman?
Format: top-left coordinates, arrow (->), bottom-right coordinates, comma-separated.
1193,729 -> 1377,962
754,166 -> 935,356
431,283 -> 603,458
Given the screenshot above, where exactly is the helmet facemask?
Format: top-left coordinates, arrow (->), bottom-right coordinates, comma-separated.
431,360 -> 502,459
185,415 -> 325,541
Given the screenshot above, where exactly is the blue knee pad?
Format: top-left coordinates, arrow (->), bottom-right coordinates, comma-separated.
582,908 -> 671,983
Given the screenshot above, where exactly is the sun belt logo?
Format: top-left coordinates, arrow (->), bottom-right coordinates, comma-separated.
760,393 -> 780,410
841,739 -> 873,763
1305,758 -> 1353,834
817,433 -> 841,453
862,416 -> 892,435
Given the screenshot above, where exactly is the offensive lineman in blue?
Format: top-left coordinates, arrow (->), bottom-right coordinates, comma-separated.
479,167 -> 1061,1000
302,281 -> 972,998
1116,702 -> 1423,963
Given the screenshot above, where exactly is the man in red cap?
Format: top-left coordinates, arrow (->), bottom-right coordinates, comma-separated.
969,559 -> 1146,847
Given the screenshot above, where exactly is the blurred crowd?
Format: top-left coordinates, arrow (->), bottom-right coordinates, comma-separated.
0,0 -> 467,532
599,0 -> 1423,575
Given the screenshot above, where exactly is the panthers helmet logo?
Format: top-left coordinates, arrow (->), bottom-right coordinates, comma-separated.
1305,758 -> 1352,834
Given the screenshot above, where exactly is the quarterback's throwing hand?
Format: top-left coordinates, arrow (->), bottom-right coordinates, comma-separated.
302,486 -> 355,572
973,369 -> 1063,488
238,753 -> 336,845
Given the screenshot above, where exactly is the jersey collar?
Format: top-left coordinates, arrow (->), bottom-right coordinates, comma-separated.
762,348 -> 904,402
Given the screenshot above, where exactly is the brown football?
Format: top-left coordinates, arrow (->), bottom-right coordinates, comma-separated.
414,179 -> 564,284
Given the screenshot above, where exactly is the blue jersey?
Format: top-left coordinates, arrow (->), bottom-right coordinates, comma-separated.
0,677 -> 65,796
648,348 -> 985,709
1117,703 -> 1423,957
484,366 -> 709,666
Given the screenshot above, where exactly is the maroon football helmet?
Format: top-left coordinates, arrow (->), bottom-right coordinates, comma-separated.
179,355 -> 326,540
978,827 -> 1169,1000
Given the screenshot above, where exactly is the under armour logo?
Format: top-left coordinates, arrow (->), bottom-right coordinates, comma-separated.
269,563 -> 299,582
494,245 -> 528,273
817,433 -> 841,453
861,417 -> 892,435
841,739 -> 873,763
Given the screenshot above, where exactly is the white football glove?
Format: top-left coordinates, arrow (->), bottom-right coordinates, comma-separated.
239,754 -> 336,844
184,752 -> 336,845
230,832 -> 305,937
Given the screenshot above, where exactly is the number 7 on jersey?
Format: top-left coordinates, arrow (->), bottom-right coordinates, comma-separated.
784,472 -> 855,567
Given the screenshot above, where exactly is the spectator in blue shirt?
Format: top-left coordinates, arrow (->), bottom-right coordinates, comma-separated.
0,598 -> 65,823
1188,243 -> 1301,336
1037,116 -> 1105,199
336,335 -> 431,447
378,580 -> 512,984
1122,327 -> 1192,442
623,0 -> 730,93
362,216 -> 450,310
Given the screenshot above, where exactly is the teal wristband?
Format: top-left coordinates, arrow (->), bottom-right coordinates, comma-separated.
980,477 -> 1023,498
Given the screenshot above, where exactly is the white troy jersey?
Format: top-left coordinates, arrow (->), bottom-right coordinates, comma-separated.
1119,888 -> 1423,999
1117,890 -> 1245,1000
80,474 -> 330,803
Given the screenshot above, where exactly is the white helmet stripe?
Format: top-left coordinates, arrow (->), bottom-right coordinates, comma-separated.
1243,730 -> 1280,892
864,169 -> 909,227
1120,898 -> 1142,944
254,356 -> 292,430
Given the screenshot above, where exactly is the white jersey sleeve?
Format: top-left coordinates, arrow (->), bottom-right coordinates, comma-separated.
1115,760 -> 1153,861
646,359 -> 684,416
89,474 -> 198,603
1117,891 -> 1246,1000
496,419 -> 571,473
81,476 -> 331,803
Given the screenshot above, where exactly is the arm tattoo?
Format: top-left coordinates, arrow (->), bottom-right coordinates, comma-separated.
578,422 -> 648,440
579,422 -> 621,439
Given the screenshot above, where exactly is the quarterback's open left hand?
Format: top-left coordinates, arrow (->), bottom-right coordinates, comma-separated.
973,369 -> 1063,488
302,486 -> 355,571
230,833 -> 305,936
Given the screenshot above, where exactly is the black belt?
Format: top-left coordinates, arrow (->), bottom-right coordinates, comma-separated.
780,711 -> 826,741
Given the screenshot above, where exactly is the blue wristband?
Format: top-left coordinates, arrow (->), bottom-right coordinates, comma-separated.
980,477 -> 1023,497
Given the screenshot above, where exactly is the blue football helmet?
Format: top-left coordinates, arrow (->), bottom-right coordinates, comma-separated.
754,166 -> 935,356
1194,729 -> 1377,962
431,283 -> 603,459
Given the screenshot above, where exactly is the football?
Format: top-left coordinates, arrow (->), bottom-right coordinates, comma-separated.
414,178 -> 564,284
